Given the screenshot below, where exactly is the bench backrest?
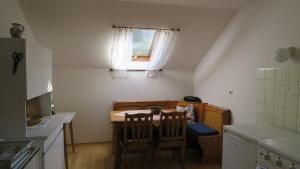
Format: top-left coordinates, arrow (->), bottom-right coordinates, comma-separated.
177,101 -> 205,122
113,100 -> 178,111
202,104 -> 231,133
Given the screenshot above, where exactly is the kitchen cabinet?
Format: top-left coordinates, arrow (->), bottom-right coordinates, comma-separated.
222,130 -> 256,169
25,40 -> 52,100
44,130 -> 65,169
24,153 -> 38,169
0,38 -> 52,138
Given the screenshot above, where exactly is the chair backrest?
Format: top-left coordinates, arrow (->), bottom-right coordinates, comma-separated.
202,104 -> 231,133
124,113 -> 153,144
159,111 -> 187,141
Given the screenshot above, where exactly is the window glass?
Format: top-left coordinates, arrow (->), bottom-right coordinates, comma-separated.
132,29 -> 156,57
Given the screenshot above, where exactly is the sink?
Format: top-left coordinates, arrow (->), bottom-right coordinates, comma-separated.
0,140 -> 32,169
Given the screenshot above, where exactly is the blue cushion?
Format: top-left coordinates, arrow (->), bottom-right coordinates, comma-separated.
187,122 -> 219,136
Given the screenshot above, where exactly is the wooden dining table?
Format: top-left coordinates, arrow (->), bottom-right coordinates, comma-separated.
110,109 -> 176,158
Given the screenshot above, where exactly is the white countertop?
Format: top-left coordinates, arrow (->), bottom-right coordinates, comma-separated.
26,112 -> 76,140
26,114 -> 65,139
259,137 -> 300,163
224,124 -> 294,143
58,112 -> 76,123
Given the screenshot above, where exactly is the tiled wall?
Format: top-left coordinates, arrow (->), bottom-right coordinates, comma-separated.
256,61 -> 300,134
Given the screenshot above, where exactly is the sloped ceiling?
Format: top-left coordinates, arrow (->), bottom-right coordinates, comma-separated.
19,0 -> 236,69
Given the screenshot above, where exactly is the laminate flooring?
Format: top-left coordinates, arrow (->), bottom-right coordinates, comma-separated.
67,143 -> 221,169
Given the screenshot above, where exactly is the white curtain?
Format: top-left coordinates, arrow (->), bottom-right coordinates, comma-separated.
146,30 -> 177,78
111,28 -> 133,79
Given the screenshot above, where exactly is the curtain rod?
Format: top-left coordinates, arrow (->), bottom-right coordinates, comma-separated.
109,68 -> 163,72
112,25 -> 180,32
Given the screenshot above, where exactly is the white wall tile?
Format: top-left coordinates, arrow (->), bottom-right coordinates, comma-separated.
275,120 -> 284,129
265,80 -> 275,93
274,106 -> 285,120
256,67 -> 266,80
288,63 -> 300,81
266,67 -> 275,80
257,114 -> 264,124
275,81 -> 287,94
263,115 -> 274,126
285,108 -> 297,124
286,95 -> 298,109
265,92 -> 274,105
297,124 -> 300,134
287,81 -> 299,96
276,65 -> 287,81
256,103 -> 264,114
275,93 -> 285,107
256,92 -> 264,103
257,62 -> 300,135
284,123 -> 297,133
265,104 -> 274,117
256,80 -> 265,92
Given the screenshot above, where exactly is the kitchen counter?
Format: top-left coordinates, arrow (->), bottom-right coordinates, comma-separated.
26,112 -> 76,140
26,114 -> 65,140
224,124 -> 294,142
259,136 -> 300,164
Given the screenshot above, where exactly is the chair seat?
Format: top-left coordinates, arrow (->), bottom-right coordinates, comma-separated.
187,122 -> 219,136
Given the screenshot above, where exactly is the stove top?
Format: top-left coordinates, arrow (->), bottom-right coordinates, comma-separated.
0,141 -> 33,168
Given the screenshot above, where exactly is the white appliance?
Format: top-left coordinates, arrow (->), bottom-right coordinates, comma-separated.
222,124 -> 293,169
257,137 -> 300,169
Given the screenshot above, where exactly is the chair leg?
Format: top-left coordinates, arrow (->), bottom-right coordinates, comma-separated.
123,149 -> 127,169
181,145 -> 185,169
172,150 -> 176,159
116,145 -> 122,169
158,147 -> 161,169
148,147 -> 153,169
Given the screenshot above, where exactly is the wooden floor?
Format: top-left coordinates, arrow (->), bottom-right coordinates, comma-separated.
67,143 -> 221,169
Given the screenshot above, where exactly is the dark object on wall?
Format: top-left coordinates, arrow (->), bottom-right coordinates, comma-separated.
184,96 -> 201,103
12,51 -> 23,74
10,23 -> 25,38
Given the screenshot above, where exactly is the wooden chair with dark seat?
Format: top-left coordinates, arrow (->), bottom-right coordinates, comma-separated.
157,111 -> 187,169
116,113 -> 154,169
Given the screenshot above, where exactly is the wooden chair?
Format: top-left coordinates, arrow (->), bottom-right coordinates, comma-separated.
116,113 -> 154,169
157,111 -> 187,169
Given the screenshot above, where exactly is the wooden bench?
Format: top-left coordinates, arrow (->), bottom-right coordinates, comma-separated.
113,100 -> 178,110
186,103 -> 231,164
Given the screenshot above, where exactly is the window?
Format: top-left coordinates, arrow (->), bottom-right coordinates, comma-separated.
132,29 -> 156,62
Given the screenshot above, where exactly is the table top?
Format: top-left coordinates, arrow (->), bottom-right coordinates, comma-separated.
59,112 -> 77,123
110,109 -> 175,123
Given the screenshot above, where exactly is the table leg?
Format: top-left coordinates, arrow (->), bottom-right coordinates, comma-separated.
69,121 -> 75,153
63,124 -> 69,169
113,123 -> 118,155
113,123 -> 120,169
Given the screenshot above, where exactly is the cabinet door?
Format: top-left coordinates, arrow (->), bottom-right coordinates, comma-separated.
26,40 -> 52,100
24,153 -> 38,169
222,131 -> 257,169
44,130 -> 65,169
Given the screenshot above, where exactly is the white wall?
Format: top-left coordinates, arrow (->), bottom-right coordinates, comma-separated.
0,0 -> 35,41
194,0 -> 300,124
53,69 -> 193,143
19,1 -> 232,143
20,0 -> 234,69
